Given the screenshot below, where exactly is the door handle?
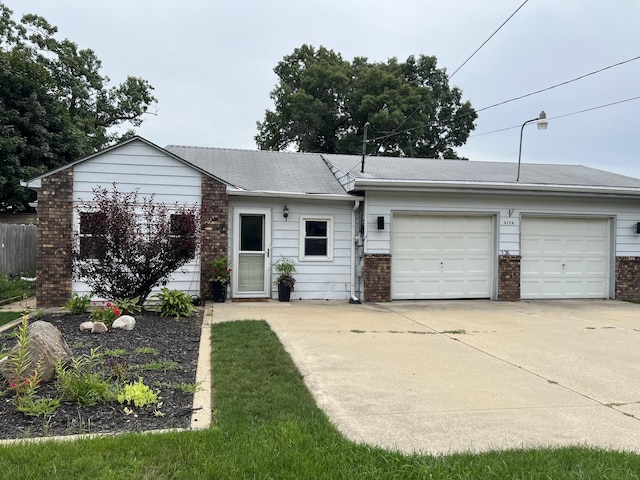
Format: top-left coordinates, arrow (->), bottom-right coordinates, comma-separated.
267,248 -> 270,258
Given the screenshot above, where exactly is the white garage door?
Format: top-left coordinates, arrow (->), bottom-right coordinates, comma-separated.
392,215 -> 494,300
521,217 -> 611,299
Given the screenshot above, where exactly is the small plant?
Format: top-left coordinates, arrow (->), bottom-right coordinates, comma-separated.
153,288 -> 195,319
210,257 -> 232,285
117,378 -> 159,408
4,313 -> 39,397
134,347 -> 158,355
103,348 -> 127,357
55,349 -> 119,406
106,357 -> 129,382
16,396 -> 60,417
273,256 -> 296,289
90,302 -> 121,326
116,297 -> 141,316
64,293 -> 92,314
135,360 -> 179,372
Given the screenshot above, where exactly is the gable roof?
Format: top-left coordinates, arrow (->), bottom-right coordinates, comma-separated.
164,145 -> 349,196
322,154 -> 640,195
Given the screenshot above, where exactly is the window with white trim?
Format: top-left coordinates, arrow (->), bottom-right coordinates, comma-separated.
300,216 -> 333,261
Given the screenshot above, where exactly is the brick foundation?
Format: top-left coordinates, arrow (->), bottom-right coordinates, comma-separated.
36,168 -> 73,307
199,175 -> 229,299
363,254 -> 391,302
498,255 -> 521,301
615,256 -> 640,300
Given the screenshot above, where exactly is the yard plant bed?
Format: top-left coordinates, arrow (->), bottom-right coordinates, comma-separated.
0,310 -> 203,440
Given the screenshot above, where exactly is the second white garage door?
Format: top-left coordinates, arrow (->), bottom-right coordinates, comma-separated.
521,217 -> 611,299
392,215 -> 494,299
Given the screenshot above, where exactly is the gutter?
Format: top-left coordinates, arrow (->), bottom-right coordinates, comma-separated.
226,187 -> 362,202
353,179 -> 640,197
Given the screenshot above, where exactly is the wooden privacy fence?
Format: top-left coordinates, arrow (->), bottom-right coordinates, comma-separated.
0,224 -> 36,275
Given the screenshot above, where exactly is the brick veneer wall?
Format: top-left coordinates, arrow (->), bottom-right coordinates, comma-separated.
616,256 -> 640,300
37,168 -> 73,307
498,255 -> 521,301
200,175 -> 229,299
363,254 -> 391,302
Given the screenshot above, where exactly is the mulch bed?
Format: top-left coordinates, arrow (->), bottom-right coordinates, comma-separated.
0,309 -> 203,440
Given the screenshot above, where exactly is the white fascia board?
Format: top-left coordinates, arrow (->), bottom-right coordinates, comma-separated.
20,178 -> 42,189
226,187 -> 362,202
354,179 -> 640,198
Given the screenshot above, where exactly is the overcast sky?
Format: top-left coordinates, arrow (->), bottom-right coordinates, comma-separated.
8,1 -> 640,179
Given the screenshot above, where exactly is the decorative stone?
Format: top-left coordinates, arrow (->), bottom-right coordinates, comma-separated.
91,322 -> 108,334
0,321 -> 73,383
112,315 -> 136,331
79,321 -> 94,331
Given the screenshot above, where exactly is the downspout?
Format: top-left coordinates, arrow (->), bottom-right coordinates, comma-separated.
350,200 -> 361,304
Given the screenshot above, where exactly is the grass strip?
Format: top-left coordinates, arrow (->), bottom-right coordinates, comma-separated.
0,319 -> 638,479
0,311 -> 21,327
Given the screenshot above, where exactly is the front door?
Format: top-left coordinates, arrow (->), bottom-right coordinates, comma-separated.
233,208 -> 271,298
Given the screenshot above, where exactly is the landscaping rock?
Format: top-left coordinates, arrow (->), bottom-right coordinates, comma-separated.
79,321 -> 94,331
0,321 -> 73,383
91,322 -> 108,334
112,315 -> 135,331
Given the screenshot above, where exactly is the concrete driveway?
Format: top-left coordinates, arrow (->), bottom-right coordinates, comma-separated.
211,299 -> 640,455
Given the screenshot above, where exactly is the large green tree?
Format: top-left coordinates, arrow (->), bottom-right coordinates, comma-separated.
256,44 -> 477,158
0,4 -> 156,212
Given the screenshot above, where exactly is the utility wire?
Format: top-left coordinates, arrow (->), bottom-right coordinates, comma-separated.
449,0 -> 529,79
476,55 -> 640,112
469,95 -> 640,137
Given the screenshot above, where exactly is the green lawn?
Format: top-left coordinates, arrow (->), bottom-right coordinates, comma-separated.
0,320 -> 638,479
0,311 -> 21,327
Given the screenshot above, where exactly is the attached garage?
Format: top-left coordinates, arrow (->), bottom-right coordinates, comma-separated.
521,217 -> 611,299
392,214 -> 494,300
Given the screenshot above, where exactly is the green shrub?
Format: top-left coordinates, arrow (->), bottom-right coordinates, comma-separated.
55,349 -> 119,406
153,288 -> 195,318
117,378 -> 159,408
90,302 -> 121,326
64,293 -> 92,314
0,274 -> 35,301
116,297 -> 141,315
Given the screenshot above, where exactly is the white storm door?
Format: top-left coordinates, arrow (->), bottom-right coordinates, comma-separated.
233,208 -> 271,298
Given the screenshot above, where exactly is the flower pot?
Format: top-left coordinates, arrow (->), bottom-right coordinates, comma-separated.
277,283 -> 291,302
211,281 -> 227,303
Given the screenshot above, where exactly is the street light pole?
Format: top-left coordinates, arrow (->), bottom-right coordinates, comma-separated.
517,111 -> 548,182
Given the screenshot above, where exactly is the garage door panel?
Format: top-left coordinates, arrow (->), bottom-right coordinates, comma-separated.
521,217 -> 610,299
392,215 -> 493,300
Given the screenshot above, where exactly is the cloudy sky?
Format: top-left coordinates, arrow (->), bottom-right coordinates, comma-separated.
8,1 -> 640,179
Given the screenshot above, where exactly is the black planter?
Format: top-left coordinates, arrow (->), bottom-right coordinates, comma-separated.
211,281 -> 227,303
277,283 -> 291,302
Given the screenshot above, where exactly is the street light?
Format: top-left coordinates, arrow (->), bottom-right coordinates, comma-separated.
517,111 -> 548,182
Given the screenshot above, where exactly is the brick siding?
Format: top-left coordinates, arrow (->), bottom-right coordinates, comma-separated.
200,175 -> 229,299
36,168 -> 73,307
615,256 -> 640,300
363,254 -> 391,302
498,255 -> 521,301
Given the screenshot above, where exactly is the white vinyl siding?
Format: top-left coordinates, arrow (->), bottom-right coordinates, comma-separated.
72,139 -> 203,299
521,217 -> 611,299
230,197 -> 353,300
392,215 -> 493,299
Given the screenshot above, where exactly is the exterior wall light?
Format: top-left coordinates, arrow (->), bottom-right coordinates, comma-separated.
517,111 -> 548,182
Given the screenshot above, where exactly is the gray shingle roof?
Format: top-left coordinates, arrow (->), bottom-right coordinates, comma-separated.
322,154 -> 640,189
165,146 -> 348,195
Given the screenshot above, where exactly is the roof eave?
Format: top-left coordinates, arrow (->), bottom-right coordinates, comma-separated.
353,178 -> 640,197
227,187 -> 362,201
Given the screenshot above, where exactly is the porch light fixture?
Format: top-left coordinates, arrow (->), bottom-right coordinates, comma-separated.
517,110 -> 548,182
283,205 -> 289,220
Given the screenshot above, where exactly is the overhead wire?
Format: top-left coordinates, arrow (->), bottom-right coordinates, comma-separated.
469,95 -> 640,137
449,0 -> 529,79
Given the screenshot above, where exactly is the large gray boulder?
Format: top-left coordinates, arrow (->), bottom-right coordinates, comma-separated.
0,321 -> 73,383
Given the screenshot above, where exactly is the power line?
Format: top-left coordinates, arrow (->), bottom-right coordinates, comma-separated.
477,55 -> 640,112
449,0 -> 529,79
469,95 -> 640,138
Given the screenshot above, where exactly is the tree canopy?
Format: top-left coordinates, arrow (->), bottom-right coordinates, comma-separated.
255,44 -> 477,159
0,4 -> 156,212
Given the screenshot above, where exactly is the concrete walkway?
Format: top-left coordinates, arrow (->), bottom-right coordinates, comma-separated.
211,299 -> 640,455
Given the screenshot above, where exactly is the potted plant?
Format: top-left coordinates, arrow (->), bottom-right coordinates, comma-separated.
210,257 -> 231,302
273,257 -> 296,302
